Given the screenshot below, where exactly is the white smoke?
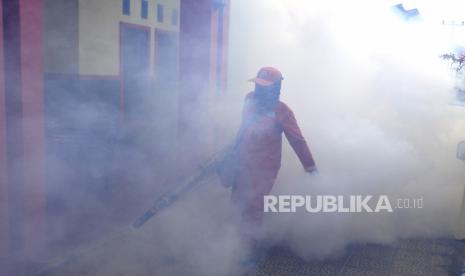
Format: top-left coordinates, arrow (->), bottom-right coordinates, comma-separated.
228,0 -> 465,259
36,1 -> 465,275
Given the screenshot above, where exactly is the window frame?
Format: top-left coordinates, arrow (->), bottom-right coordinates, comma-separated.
171,8 -> 178,26
122,0 -> 130,16
157,4 -> 164,23
141,0 -> 148,19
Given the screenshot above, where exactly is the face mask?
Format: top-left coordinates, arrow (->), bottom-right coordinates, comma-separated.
254,84 -> 280,111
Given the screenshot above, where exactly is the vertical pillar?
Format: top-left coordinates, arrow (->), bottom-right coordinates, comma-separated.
209,0 -> 230,147
178,0 -> 214,165
210,0 -> 230,95
178,0 -> 230,165
0,0 -> 8,260
18,0 -> 46,252
219,1 -> 229,93
3,0 -> 24,254
2,0 -> 46,255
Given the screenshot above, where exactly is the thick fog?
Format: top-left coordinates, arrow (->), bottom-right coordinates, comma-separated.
25,1 -> 465,275
227,0 -> 465,260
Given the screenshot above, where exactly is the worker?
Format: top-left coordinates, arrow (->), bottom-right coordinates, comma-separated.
225,66 -> 318,262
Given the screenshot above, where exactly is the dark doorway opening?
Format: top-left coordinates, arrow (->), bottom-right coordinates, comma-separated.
155,30 -> 178,86
120,23 -> 150,123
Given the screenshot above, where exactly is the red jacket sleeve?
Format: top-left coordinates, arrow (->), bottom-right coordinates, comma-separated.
277,104 -> 316,169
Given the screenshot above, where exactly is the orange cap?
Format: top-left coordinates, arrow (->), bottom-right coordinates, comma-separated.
249,67 -> 284,86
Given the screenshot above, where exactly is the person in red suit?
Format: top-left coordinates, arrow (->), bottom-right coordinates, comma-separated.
229,67 -> 318,259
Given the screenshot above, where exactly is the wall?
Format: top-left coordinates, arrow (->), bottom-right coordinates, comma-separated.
1,0 -> 46,258
42,0 -> 183,251
43,0 -> 79,74
79,0 -> 180,76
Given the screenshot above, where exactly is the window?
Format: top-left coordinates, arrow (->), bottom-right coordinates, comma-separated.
171,8 -> 178,26
157,4 -> 164,23
122,0 -> 130,15
141,0 -> 148,19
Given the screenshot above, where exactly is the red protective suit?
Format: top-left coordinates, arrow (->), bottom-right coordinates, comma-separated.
231,92 -> 316,224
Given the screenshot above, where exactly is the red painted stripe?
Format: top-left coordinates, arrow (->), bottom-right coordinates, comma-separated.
119,22 -> 126,121
19,0 -> 46,251
221,3 -> 230,93
0,0 -> 10,259
209,8 -> 218,93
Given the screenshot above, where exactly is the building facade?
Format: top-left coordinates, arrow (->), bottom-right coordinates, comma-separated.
0,0 -> 230,267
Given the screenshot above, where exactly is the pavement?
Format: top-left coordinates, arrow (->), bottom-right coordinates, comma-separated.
248,238 -> 465,276
23,237 -> 465,276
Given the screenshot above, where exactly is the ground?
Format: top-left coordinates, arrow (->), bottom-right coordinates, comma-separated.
24,236 -> 465,276
248,239 -> 465,276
